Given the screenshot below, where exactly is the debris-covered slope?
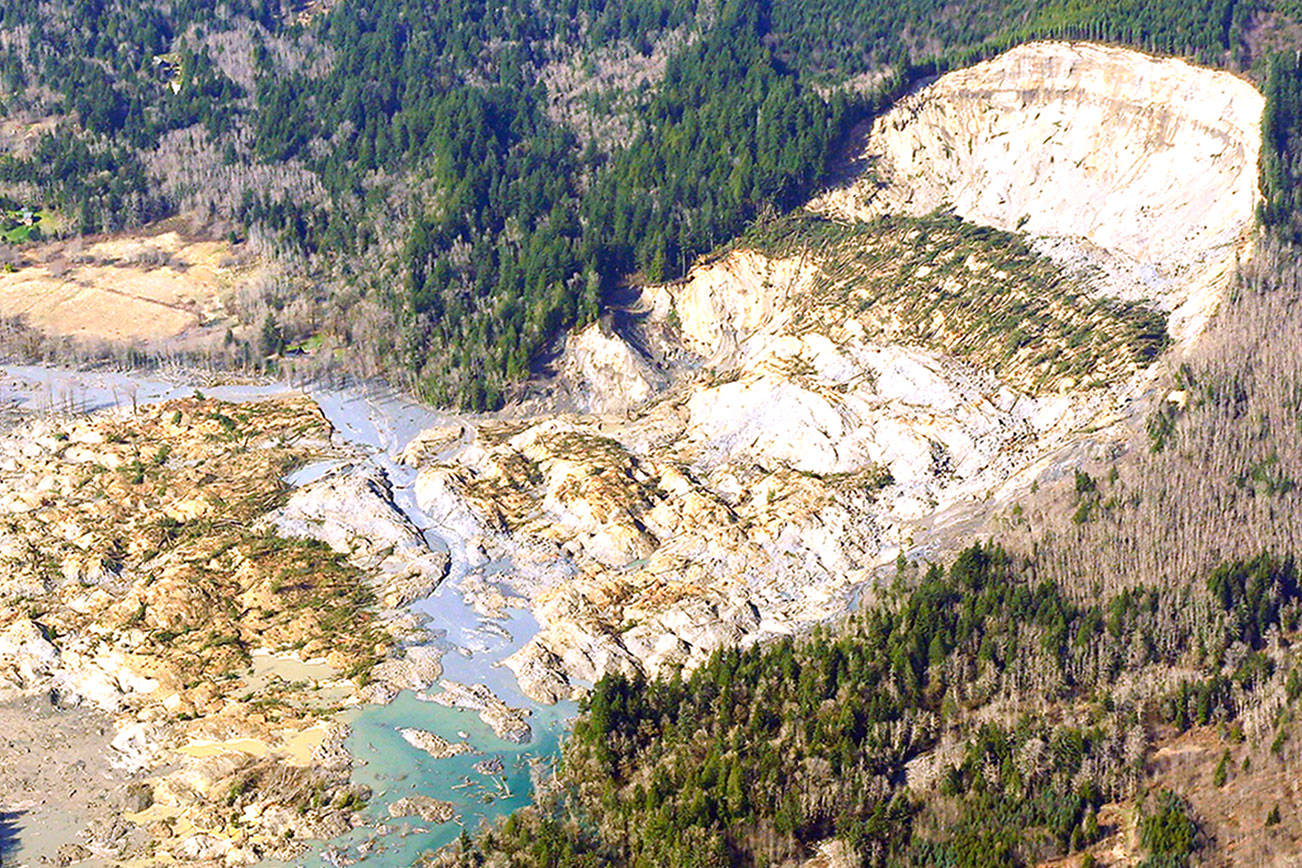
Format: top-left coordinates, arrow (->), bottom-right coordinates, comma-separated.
0,395 -> 447,863
406,42 -> 1265,703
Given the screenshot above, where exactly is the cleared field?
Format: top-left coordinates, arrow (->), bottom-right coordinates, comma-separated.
0,229 -> 253,347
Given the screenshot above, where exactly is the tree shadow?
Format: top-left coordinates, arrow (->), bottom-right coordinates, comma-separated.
0,809 -> 23,866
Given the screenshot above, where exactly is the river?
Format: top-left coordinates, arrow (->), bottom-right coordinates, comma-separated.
0,365 -> 575,866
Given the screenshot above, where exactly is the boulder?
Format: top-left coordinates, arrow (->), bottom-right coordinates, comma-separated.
0,618 -> 58,687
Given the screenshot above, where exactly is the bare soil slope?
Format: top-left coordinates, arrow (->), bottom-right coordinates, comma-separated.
812,41 -> 1263,343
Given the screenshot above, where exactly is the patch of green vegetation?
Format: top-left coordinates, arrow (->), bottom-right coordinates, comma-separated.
1213,750 -> 1231,787
1239,450 -> 1299,495
816,464 -> 895,494
449,545 -> 1302,867
0,207 -> 53,243
1139,790 -> 1200,867
285,334 -> 326,354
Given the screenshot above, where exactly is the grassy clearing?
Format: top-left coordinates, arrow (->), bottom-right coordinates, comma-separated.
0,208 -> 54,243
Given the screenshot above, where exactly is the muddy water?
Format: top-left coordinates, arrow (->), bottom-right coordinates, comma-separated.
297,389 -> 577,864
0,366 -> 574,866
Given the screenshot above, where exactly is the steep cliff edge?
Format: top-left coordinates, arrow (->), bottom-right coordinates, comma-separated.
811,41 -> 1262,343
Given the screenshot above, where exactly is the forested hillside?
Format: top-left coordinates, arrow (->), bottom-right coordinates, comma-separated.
429,226 -> 1302,865
0,0 -> 1298,405
443,543 -> 1302,866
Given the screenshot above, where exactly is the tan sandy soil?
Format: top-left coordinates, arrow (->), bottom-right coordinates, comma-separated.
0,229 -> 256,347
0,693 -> 149,867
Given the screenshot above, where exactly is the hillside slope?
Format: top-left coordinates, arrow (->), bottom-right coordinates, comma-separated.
3,0 -> 1290,407
403,42 -> 1263,704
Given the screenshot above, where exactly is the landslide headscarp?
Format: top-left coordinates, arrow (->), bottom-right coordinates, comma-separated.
812,41 -> 1263,343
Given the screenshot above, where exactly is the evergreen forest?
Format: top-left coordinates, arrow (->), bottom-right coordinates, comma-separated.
2,0 -> 1302,405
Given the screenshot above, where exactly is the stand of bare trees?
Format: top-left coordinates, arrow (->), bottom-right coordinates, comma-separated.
1014,239 -> 1302,601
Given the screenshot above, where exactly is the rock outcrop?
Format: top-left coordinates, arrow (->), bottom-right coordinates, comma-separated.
0,618 -> 58,688
367,644 -> 444,699
554,320 -> 670,414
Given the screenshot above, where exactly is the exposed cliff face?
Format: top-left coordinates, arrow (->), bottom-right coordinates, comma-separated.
415,42 -> 1265,703
551,320 -> 670,415
811,41 -> 1263,344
